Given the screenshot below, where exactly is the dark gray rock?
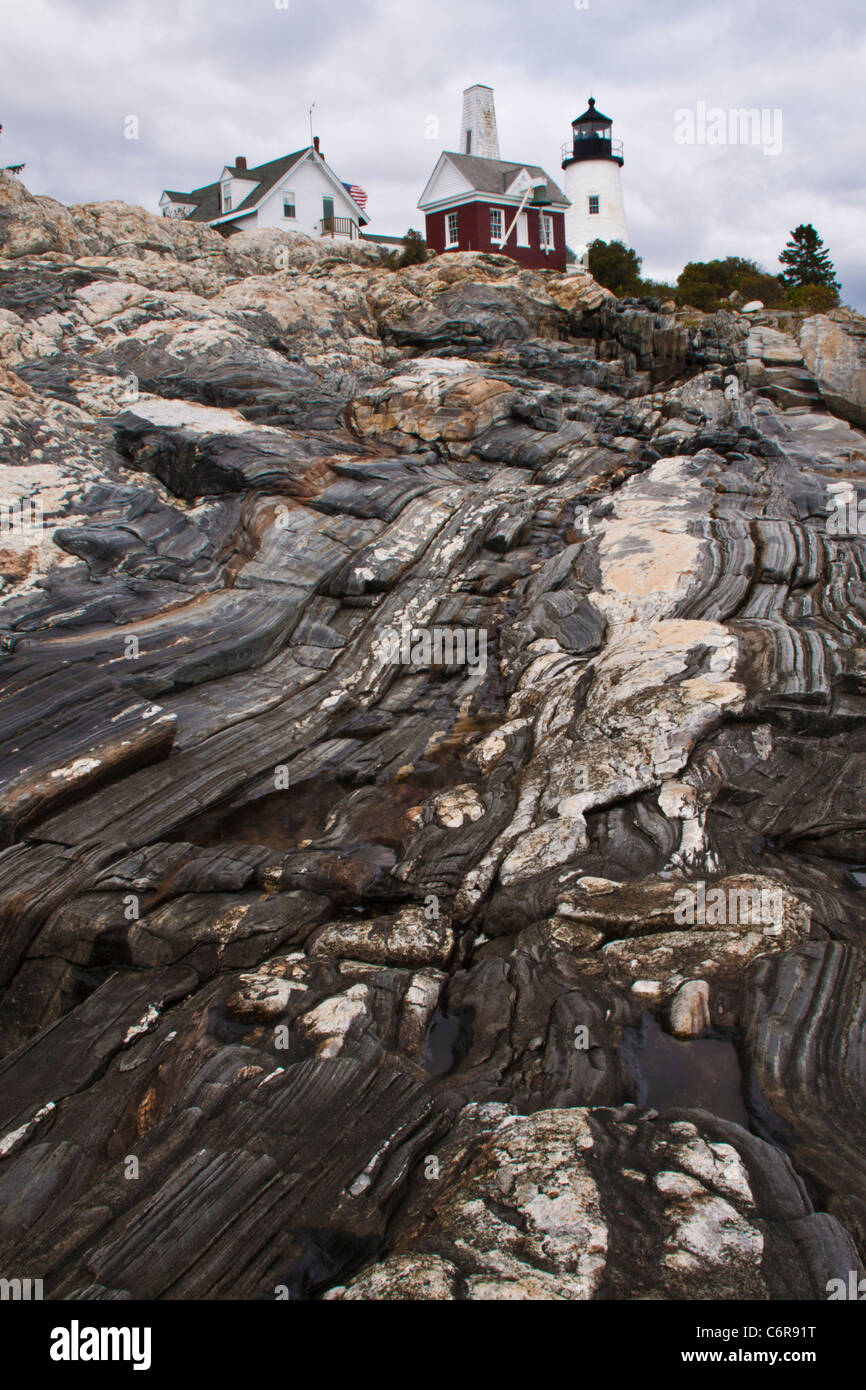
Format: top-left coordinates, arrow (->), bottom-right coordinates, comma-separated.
1,179 -> 866,1300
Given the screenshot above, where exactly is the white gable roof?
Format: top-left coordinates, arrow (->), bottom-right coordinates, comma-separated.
418,151 -> 569,212
162,148 -> 370,227
417,153 -> 474,210
209,150 -> 368,226
505,167 -> 532,196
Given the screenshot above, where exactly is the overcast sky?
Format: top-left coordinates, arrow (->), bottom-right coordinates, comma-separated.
1,0 -> 863,307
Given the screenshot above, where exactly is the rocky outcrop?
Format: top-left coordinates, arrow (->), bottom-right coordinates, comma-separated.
327,1105 -> 857,1301
799,311 -> 866,428
1,169 -> 866,1300
742,943 -> 866,1255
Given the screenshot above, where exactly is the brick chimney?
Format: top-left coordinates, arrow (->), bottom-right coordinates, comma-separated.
235,155 -> 247,173
313,136 -> 321,157
460,85 -> 500,159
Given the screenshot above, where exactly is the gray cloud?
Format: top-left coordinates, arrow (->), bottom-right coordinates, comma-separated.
1,0 -> 863,306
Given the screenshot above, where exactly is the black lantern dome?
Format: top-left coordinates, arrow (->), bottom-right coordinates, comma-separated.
561,96 -> 624,168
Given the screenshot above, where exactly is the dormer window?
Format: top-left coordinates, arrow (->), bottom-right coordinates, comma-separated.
221,182 -> 232,212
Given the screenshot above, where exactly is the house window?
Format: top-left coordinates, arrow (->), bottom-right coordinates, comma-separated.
446,211 -> 459,247
588,195 -> 600,215
283,194 -> 296,219
516,212 -> 529,247
221,183 -> 232,212
540,213 -> 554,250
489,207 -> 503,244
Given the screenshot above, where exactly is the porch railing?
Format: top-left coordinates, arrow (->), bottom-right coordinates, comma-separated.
320,217 -> 360,239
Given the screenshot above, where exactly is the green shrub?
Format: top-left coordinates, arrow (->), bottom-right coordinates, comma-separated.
586,239 -> 643,297
588,241 -> 843,315
396,229 -> 428,268
676,257 -> 787,311
782,282 -> 840,312
638,279 -> 677,302
0,121 -> 25,175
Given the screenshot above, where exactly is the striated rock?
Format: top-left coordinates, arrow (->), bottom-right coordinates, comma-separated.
347,358 -> 517,454
332,1106 -> 608,1300
1,181 -> 866,1301
224,974 -> 292,1022
330,1104 -> 856,1300
310,905 -> 454,968
741,943 -> 866,1254
294,983 -> 372,1058
744,322 -> 822,410
800,311 -> 866,428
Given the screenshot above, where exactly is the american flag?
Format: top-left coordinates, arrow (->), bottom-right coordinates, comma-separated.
343,182 -> 368,211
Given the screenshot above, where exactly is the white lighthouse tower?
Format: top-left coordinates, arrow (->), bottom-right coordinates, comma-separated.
561,96 -> 628,263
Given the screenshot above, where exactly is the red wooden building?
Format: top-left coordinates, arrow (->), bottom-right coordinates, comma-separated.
417,86 -> 570,272
419,153 -> 569,271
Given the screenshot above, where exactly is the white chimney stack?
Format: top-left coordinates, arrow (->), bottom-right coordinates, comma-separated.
459,84 -> 500,160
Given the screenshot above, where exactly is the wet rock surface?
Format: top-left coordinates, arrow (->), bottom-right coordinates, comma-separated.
1,171 -> 866,1300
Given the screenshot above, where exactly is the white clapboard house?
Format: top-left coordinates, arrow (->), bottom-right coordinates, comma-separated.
160,138 -> 369,241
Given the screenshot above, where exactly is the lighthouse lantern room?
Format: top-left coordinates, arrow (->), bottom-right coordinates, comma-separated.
561,96 -> 628,263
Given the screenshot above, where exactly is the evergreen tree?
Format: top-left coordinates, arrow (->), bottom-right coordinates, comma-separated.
779,224 -> 840,292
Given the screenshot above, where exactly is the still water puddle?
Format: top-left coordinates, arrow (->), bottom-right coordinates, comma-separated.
421,1005 -> 794,1151
623,1014 -> 752,1127
421,1007 -> 472,1078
